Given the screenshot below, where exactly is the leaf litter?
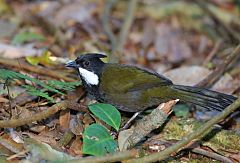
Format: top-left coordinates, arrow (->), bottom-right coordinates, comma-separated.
0,0 -> 239,162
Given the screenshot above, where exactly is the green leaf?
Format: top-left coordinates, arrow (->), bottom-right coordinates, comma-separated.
89,103 -> 121,131
0,69 -> 64,95
0,69 -> 72,103
12,31 -> 45,45
173,104 -> 190,118
83,124 -> 117,156
47,80 -> 81,91
22,85 -> 54,103
0,69 -> 80,103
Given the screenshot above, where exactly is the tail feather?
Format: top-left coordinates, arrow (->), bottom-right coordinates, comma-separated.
171,85 -> 237,111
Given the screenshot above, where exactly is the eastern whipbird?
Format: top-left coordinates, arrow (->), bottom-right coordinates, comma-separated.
66,53 -> 237,114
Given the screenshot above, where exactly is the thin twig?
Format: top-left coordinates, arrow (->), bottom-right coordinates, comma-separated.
68,149 -> 139,163
191,148 -> 233,163
194,0 -> 240,43
102,0 -> 117,52
121,100 -> 176,150
203,39 -> 222,66
0,101 -> 67,128
125,96 -> 240,163
145,140 -> 233,163
7,149 -> 29,161
28,96 -> 240,163
102,0 -> 137,63
4,79 -> 12,116
196,44 -> 240,88
115,0 -> 137,53
0,58 -> 75,82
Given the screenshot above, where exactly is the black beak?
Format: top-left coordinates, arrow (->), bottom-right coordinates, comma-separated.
65,60 -> 77,68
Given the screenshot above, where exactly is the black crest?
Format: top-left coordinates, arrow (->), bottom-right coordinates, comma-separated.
76,53 -> 107,61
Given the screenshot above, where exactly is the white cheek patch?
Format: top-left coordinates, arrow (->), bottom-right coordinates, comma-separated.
78,67 -> 99,85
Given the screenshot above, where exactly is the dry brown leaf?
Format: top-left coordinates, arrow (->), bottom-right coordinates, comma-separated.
0,143 -> 14,156
68,136 -> 83,156
155,22 -> 192,63
55,1 -> 96,26
0,134 -> 24,154
0,85 -> 26,98
29,125 -> 46,133
141,19 -> 156,48
69,114 -> 84,136
0,43 -> 42,59
13,106 -> 33,121
0,96 -> 9,103
27,130 -> 60,149
83,112 -> 94,128
59,110 -> 71,131
9,128 -> 24,144
229,152 -> 240,162
163,66 -> 210,86
212,74 -> 239,94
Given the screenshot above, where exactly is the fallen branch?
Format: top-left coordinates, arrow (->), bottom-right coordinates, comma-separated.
196,44 -> 240,88
68,149 -> 139,163
145,118 -> 240,157
61,96 -> 240,163
119,100 -> 177,150
0,101 -> 85,128
191,148 -> 233,163
144,139 -> 233,163
0,58 -> 75,82
126,96 -> 240,163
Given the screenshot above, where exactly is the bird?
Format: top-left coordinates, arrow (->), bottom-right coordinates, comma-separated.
66,53 -> 237,113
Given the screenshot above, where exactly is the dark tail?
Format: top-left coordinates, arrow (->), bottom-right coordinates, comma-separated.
171,85 -> 237,111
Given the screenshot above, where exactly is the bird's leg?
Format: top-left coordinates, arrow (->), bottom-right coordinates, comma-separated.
122,111 -> 142,130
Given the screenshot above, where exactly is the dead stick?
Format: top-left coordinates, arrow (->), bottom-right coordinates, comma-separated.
196,44 -> 240,88
68,149 -> 139,163
102,0 -> 117,53
55,96 -> 240,163
123,100 -> 176,150
148,140 -> 233,163
0,58 -> 75,82
194,0 -> 240,42
115,0 -> 137,53
102,0 -> 137,63
191,148 -> 233,163
203,39 -> 222,66
0,101 -> 85,128
126,96 -> 240,163
0,101 -> 67,128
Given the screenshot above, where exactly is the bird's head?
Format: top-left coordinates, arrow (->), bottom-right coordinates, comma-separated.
66,53 -> 106,85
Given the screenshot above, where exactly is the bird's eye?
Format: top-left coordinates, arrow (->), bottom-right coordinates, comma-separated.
83,61 -> 90,67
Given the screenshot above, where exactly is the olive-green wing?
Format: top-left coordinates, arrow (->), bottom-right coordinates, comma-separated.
100,64 -> 172,94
